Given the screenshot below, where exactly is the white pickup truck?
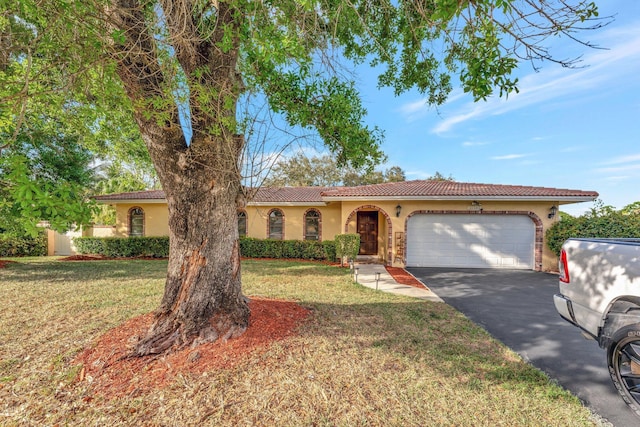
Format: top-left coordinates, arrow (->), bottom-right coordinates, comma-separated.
554,238 -> 640,417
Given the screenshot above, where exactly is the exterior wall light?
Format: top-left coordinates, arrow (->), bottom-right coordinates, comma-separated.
396,204 -> 402,217
548,205 -> 558,219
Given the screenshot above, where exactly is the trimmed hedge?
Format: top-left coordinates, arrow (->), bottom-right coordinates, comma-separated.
74,236 -> 337,261
240,237 -> 336,261
335,234 -> 360,264
0,233 -> 47,256
74,236 -> 170,258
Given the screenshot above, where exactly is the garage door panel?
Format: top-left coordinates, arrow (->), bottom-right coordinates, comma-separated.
406,214 -> 534,269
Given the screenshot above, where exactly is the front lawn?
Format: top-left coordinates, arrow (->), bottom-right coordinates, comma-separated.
0,258 -> 600,426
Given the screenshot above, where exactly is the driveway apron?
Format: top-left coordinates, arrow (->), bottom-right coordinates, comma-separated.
406,267 -> 637,427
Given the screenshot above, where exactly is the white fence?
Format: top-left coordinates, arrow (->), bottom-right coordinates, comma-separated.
47,226 -> 115,256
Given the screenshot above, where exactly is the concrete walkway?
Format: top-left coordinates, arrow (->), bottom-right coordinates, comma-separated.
352,263 -> 443,302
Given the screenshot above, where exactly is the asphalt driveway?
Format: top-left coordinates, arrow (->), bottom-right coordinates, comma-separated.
406,267 -> 637,427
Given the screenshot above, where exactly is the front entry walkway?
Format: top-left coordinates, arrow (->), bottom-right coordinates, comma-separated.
352,263 -> 442,302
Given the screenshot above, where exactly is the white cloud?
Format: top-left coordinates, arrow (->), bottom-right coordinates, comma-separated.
593,152 -> 640,181
491,154 -> 528,160
602,175 -> 632,182
398,99 -> 429,121
596,163 -> 640,174
430,21 -> 640,134
602,153 -> 640,165
462,141 -> 488,147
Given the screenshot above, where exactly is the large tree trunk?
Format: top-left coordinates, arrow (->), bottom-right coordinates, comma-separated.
134,135 -> 250,355
106,0 -> 250,355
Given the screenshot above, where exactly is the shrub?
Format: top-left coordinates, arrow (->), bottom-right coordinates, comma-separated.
239,237 -> 336,261
75,236 -> 336,261
546,204 -> 640,256
0,232 -> 47,256
335,234 -> 361,265
74,236 -> 169,258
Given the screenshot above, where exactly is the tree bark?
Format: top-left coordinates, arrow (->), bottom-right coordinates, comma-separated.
134,141 -> 250,355
106,0 -> 250,355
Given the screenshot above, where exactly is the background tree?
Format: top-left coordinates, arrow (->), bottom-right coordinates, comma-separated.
91,161 -> 160,225
384,166 -> 407,183
264,153 -> 406,187
2,0 -> 607,355
621,202 -> 640,216
264,153 -> 343,187
427,171 -> 456,181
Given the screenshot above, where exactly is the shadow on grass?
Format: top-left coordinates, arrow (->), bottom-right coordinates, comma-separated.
0,259 -> 581,407
0,259 -> 168,283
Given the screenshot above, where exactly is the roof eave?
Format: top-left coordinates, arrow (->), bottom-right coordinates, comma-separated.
94,198 -> 167,204
321,195 -> 598,202
248,201 -> 327,207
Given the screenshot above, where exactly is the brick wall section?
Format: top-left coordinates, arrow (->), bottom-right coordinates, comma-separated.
403,210 -> 544,271
344,205 -> 393,266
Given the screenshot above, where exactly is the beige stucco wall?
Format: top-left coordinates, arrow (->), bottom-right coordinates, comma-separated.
108,198 -> 565,271
244,203 -> 342,241
113,203 -> 169,237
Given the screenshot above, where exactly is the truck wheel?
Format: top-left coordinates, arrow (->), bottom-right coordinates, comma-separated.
607,324 -> 640,417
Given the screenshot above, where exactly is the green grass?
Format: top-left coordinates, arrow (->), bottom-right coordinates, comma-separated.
0,257 -> 602,426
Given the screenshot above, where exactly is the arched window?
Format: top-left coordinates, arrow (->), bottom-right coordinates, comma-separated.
238,210 -> 247,237
129,207 -> 144,237
268,209 -> 284,240
304,209 -> 320,241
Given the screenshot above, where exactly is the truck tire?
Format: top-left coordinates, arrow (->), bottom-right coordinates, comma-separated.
607,324 -> 640,418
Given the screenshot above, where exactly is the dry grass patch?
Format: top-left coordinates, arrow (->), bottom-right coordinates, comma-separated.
0,258 -> 602,426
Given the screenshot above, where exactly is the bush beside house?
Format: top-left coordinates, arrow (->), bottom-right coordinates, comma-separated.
546,202 -> 640,256
0,233 -> 47,256
74,236 -> 170,258
74,236 -> 338,262
239,237 -> 336,261
335,234 -> 361,265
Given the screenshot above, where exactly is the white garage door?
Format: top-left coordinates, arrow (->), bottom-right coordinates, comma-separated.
406,214 -> 534,269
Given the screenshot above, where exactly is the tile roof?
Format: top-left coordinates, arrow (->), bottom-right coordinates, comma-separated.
93,180 -> 598,203
94,187 -> 331,203
251,186 -> 333,203
320,180 -> 599,199
94,190 -> 166,201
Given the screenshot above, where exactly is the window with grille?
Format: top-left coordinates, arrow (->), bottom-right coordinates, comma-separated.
304,210 -> 320,240
129,207 -> 144,237
268,209 -> 283,240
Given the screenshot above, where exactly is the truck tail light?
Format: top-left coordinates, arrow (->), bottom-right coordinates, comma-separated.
559,249 -> 570,283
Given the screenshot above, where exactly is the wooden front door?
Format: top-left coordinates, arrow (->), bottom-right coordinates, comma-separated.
357,211 -> 378,255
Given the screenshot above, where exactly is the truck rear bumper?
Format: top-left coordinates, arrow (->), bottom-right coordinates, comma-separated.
554,293 -> 577,324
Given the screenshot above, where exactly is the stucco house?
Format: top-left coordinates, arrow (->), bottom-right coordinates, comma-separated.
94,180 -> 598,271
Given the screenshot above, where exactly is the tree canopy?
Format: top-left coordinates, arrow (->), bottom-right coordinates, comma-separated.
0,116 -> 95,235
264,153 -> 407,187
0,0 -> 608,354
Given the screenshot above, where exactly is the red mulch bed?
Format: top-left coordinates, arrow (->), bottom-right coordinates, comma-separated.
0,260 -> 17,268
63,256 -> 424,399
75,298 -> 310,398
385,266 -> 428,290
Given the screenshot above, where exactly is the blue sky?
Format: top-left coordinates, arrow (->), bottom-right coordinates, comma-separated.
354,1 -> 639,216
